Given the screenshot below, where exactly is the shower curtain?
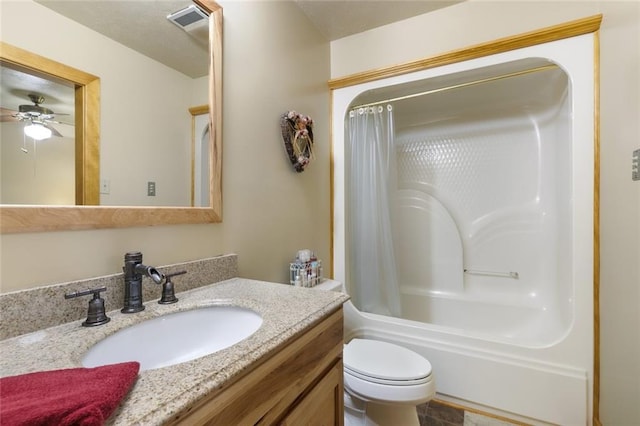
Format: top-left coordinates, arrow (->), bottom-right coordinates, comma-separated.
346,105 -> 401,317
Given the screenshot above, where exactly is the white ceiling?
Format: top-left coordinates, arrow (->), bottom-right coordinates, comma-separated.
34,0 -> 210,78
0,64 -> 75,121
2,1 -> 462,118
32,0 -> 463,78
294,0 -> 463,41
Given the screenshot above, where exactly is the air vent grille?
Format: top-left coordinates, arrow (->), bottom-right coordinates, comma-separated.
167,4 -> 208,31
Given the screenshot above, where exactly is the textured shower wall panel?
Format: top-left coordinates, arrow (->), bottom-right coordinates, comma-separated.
395,112 -> 560,302
393,188 -> 464,294
393,95 -> 573,345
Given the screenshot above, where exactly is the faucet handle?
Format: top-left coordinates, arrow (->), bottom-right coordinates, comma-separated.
64,287 -> 111,327
158,270 -> 187,305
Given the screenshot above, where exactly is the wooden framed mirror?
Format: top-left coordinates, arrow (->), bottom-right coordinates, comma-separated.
0,0 -> 222,233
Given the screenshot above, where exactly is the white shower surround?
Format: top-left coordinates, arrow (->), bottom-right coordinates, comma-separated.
332,35 -> 595,425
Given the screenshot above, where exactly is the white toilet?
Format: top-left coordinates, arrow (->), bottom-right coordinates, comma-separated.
315,280 -> 436,425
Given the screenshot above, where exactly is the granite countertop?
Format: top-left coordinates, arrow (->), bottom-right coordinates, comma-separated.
0,278 -> 349,424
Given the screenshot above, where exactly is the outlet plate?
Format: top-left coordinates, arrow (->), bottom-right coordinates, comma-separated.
633,149 -> 639,181
100,179 -> 110,194
147,181 -> 156,196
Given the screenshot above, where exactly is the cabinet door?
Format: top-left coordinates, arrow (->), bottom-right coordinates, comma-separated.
280,359 -> 344,426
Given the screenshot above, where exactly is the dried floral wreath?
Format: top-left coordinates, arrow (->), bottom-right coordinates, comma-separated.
280,110 -> 314,173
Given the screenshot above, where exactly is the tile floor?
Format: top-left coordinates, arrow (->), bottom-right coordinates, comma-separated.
417,400 -> 521,426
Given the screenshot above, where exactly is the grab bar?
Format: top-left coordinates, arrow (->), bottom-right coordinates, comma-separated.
464,269 -> 519,279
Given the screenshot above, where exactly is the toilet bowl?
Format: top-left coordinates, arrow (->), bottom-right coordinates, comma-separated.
314,280 -> 436,425
343,338 -> 435,425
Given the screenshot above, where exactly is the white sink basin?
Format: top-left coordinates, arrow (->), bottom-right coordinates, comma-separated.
82,306 -> 263,371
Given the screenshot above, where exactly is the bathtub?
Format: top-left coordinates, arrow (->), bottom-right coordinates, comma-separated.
332,34 -> 596,425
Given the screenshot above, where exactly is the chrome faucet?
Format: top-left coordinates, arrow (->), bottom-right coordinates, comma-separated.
122,251 -> 165,313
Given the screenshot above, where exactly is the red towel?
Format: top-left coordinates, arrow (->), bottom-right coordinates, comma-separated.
0,361 -> 139,426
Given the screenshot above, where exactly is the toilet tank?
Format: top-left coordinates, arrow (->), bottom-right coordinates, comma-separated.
313,279 -> 346,292
312,280 -> 366,341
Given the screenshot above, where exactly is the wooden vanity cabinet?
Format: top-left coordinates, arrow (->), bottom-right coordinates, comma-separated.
279,359 -> 343,425
168,307 -> 344,425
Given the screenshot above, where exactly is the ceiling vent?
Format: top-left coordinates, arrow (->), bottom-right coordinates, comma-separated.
167,4 -> 208,33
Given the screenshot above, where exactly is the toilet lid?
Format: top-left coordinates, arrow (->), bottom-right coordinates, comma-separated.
344,339 -> 432,383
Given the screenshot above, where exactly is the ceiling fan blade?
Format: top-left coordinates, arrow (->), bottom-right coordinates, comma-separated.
42,122 -> 63,137
44,118 -> 74,127
0,107 -> 20,122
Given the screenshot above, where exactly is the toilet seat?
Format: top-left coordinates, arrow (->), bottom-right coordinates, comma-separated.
344,338 -> 432,385
343,338 -> 436,405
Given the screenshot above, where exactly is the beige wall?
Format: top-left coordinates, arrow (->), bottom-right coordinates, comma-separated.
1,124 -> 75,204
0,1 -> 331,291
215,0 -> 331,283
330,1 -> 640,424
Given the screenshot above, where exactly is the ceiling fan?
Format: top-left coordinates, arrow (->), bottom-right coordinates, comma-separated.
0,94 -> 72,138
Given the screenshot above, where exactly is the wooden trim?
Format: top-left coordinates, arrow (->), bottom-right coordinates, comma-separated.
188,104 -> 209,116
328,90 -> 335,279
76,78 -> 101,205
0,42 -> 99,86
328,14 -> 602,89
193,0 -> 221,13
209,7 -> 223,218
0,1 -> 223,233
592,29 -> 601,426
190,112 -> 197,207
0,206 -> 219,233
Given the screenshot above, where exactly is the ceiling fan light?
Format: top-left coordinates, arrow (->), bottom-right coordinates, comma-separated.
24,123 -> 52,140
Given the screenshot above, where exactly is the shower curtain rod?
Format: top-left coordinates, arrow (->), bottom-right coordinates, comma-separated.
350,64 -> 558,110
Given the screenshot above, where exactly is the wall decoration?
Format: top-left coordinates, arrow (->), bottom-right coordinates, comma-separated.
280,110 -> 314,172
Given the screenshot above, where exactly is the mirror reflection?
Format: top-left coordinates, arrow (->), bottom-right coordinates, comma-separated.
190,105 -> 211,207
0,68 -> 76,205
0,0 -> 210,207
